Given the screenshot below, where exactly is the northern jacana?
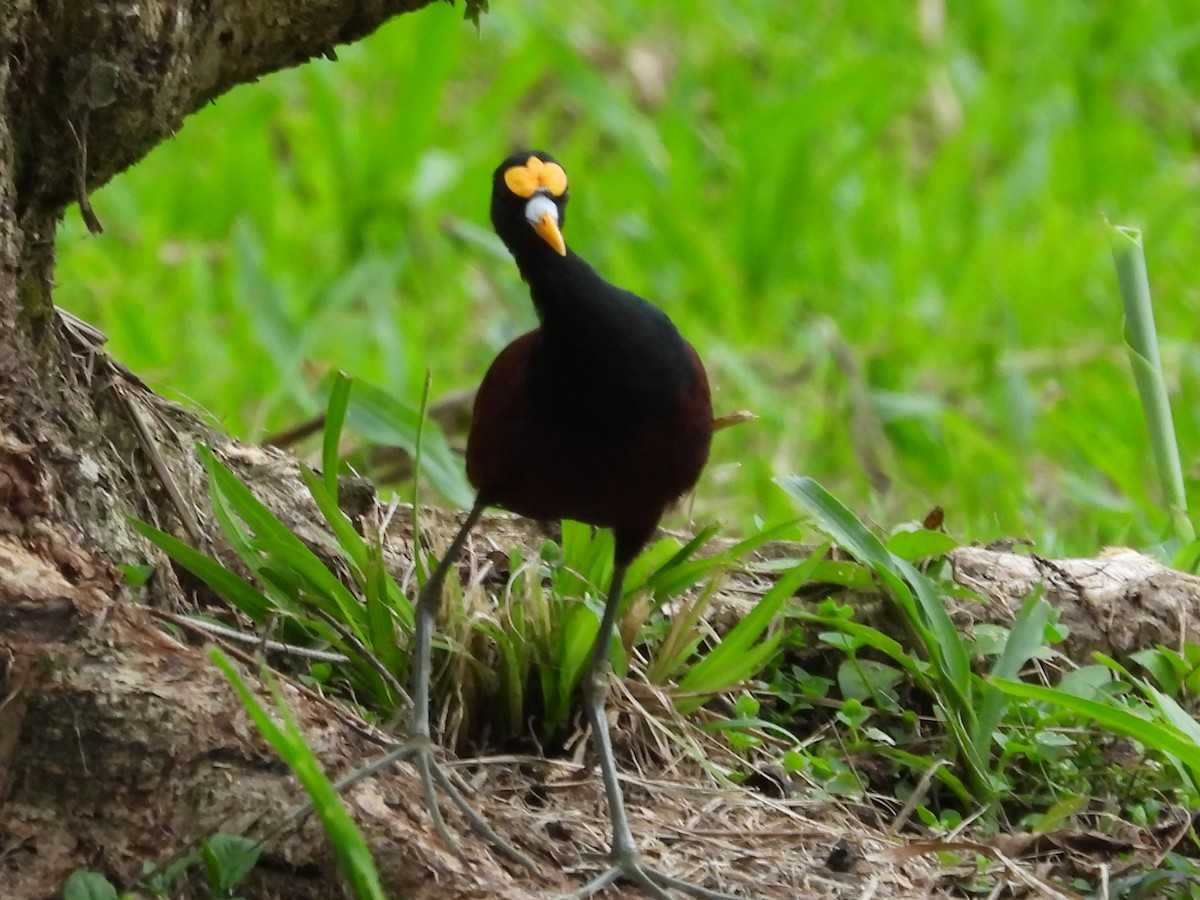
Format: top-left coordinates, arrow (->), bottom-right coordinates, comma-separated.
411,152 -> 732,899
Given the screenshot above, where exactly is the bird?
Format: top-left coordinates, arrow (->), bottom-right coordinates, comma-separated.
409,151 -> 733,900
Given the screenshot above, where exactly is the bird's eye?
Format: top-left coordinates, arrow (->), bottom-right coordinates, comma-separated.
504,157 -> 568,199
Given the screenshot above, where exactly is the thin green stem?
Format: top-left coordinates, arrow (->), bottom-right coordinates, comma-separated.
1108,221 -> 1194,545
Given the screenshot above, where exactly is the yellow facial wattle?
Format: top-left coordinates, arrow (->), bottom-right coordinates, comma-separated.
503,156 -> 568,199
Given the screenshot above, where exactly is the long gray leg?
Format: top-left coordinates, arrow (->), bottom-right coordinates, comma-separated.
564,562 -> 744,899
405,496 -> 535,869
411,497 -> 488,740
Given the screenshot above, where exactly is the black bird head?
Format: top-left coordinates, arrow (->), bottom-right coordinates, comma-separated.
491,150 -> 570,267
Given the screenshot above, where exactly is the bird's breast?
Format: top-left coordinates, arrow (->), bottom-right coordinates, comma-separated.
465,328 -> 713,536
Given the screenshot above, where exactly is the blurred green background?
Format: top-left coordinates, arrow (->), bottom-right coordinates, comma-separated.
55,0 -> 1200,555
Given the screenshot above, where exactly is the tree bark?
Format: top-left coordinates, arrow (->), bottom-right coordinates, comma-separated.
0,3 -> 536,898
3,3 -> 1199,899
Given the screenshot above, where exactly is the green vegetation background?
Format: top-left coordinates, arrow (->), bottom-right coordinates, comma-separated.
56,0 -> 1200,556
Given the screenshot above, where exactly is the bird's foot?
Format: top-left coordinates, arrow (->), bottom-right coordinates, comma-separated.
564,850 -> 743,900
398,735 -> 538,871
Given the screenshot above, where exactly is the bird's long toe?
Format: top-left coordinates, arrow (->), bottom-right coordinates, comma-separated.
562,855 -> 743,900
403,739 -> 538,872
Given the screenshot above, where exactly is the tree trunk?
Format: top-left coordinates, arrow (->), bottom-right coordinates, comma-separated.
0,3 -> 537,898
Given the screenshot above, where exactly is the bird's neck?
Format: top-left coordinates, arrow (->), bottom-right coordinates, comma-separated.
520,252 -> 614,325
512,244 -> 575,283
526,256 -> 684,373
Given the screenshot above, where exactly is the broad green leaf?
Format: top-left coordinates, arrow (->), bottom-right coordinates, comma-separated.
807,559 -> 876,592
344,379 -> 474,509
201,833 -> 261,895
837,658 -> 902,706
885,528 -> 959,561
63,871 -> 119,900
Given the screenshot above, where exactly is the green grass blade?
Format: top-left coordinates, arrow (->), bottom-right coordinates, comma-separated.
802,615 -> 930,685
699,715 -> 799,743
776,476 -> 895,575
473,618 -> 525,738
675,552 -> 818,712
323,372 -> 354,497
411,370 -> 432,513
633,523 -> 721,597
780,476 -> 988,796
211,650 -> 386,900
1096,652 -> 1200,746
779,476 -> 973,711
130,518 -> 273,620
545,601 -> 602,733
363,544 -> 405,679
992,676 -> 1200,782
199,446 -> 366,631
299,464 -> 370,577
302,458 -> 415,643
895,558 -> 974,711
973,592 -> 1052,759
647,577 -> 720,685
